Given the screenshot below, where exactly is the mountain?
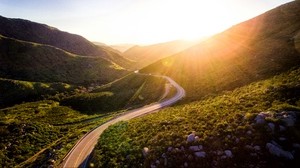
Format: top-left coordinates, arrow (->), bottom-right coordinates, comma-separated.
0,35 -> 127,85
141,1 -> 300,100
0,15 -> 132,68
110,44 -> 135,53
123,40 -> 198,70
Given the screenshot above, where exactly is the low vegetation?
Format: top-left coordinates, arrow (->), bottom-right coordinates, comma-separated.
0,78 -> 80,108
0,100 -> 116,167
90,67 -> 300,167
61,73 -> 168,114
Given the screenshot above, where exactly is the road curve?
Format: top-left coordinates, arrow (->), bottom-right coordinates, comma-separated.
61,75 -> 185,168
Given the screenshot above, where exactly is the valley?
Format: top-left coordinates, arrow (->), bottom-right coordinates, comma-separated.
0,0 -> 300,168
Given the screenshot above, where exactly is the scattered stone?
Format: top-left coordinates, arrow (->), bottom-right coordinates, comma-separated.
247,130 -> 252,135
221,155 -> 227,159
195,136 -> 200,141
167,147 -> 173,152
187,131 -> 196,142
216,150 -> 223,156
184,162 -> 188,167
224,150 -> 233,158
151,164 -> 156,168
279,125 -> 286,132
245,145 -> 253,150
250,153 -> 258,157
227,135 -> 231,139
181,146 -> 185,151
235,138 -> 240,143
266,143 -> 294,160
162,153 -> 166,158
279,137 -> 287,141
268,123 -> 275,132
255,112 -> 269,124
143,147 -> 149,157
155,160 -> 160,165
293,143 -> 300,149
281,111 -> 296,127
254,145 -> 261,151
194,151 -> 206,158
189,145 -> 203,152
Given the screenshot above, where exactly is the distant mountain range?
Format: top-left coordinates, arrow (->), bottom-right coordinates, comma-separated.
0,15 -> 132,84
0,15 -> 132,69
141,0 -> 300,100
123,40 -> 199,70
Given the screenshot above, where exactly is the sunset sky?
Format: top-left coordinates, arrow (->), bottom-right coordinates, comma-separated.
0,0 -> 294,45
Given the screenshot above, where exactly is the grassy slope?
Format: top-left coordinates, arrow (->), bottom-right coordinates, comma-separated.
141,1 -> 300,101
91,67 -> 300,168
0,35 -> 128,85
0,78 -> 80,108
0,15 -> 132,68
61,73 -> 168,114
123,40 -> 197,70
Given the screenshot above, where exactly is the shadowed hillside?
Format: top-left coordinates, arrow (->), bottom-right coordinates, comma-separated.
141,1 -> 300,100
0,35 -> 128,85
123,40 -> 198,70
0,16 -> 132,68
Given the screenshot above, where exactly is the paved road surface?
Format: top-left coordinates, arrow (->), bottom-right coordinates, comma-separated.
61,75 -> 185,168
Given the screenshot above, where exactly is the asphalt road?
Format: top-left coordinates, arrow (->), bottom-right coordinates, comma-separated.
61,75 -> 185,168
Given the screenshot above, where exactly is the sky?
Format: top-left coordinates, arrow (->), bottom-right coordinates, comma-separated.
0,0 -> 294,45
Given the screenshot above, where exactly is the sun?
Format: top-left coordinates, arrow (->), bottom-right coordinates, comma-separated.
128,0 -> 235,43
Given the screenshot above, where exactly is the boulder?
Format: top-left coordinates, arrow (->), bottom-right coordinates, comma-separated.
142,147 -> 149,157
187,131 -> 196,142
189,145 -> 203,152
224,150 -> 233,158
266,143 -> 294,160
194,151 -> 206,158
281,111 -> 296,127
268,123 -> 275,132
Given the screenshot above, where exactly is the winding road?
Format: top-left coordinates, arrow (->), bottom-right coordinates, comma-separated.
61,75 -> 185,168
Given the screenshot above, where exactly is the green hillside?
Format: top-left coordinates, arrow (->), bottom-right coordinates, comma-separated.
0,78 -> 79,108
91,67 -> 300,168
0,15 -> 132,69
0,35 -> 128,85
61,73 -> 169,114
141,1 -> 300,101
0,100 -> 115,167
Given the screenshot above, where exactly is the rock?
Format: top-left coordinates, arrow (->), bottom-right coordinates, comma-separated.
224,150 -> 233,158
155,160 -> 160,165
281,111 -> 296,127
293,143 -> 300,149
245,145 -> 253,150
184,162 -> 188,167
254,145 -> 261,151
142,147 -> 149,157
235,138 -> 240,143
189,145 -> 203,152
221,155 -> 227,159
279,137 -> 287,141
151,164 -> 156,168
268,123 -> 275,132
255,112 -> 268,124
216,150 -> 223,155
162,153 -> 166,158
187,131 -> 196,142
195,136 -> 199,141
279,125 -> 286,132
164,158 -> 168,166
167,147 -> 173,152
181,146 -> 185,151
266,143 -> 294,160
194,151 -> 206,158
247,130 -> 252,135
